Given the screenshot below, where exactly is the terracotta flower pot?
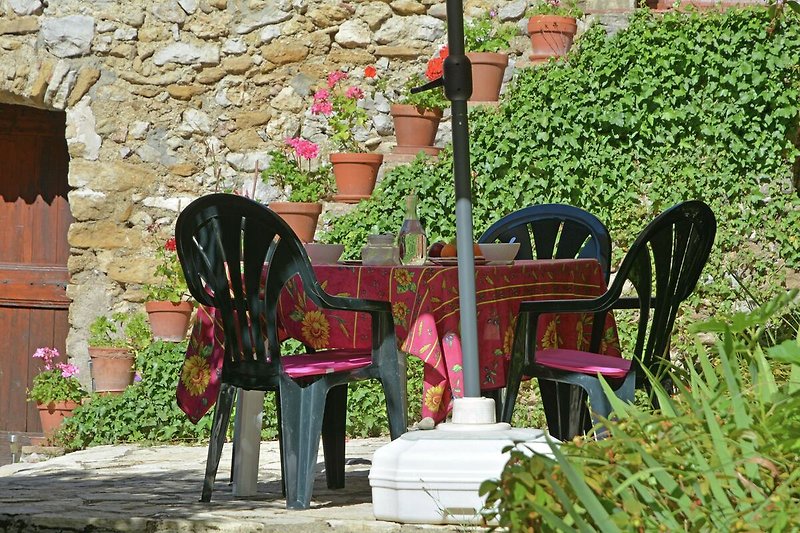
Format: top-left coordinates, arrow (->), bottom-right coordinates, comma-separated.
145,300 -> 194,341
330,153 -> 384,203
37,400 -> 79,438
390,104 -> 443,157
88,347 -> 135,394
268,201 -> 323,243
528,16 -> 578,63
466,52 -> 509,103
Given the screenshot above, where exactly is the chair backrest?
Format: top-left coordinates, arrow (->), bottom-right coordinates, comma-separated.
175,193 -> 326,388
479,204 -> 612,282
607,200 -> 716,385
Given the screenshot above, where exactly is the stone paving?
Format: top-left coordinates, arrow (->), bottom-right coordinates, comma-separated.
0,438 -> 468,532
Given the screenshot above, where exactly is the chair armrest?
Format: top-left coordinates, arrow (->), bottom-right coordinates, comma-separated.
317,292 -> 392,314
519,294 -> 611,315
613,296 -> 656,310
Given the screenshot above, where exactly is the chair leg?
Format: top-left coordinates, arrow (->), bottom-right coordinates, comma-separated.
201,383 -> 236,502
501,363 -> 523,424
581,372 -> 636,439
274,389 -> 286,497
539,380 -> 565,440
229,387 -> 239,484
481,388 -> 503,422
322,384 -> 347,490
279,379 -> 328,510
380,369 -> 408,440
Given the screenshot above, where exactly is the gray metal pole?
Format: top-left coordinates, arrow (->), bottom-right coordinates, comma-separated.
443,0 -> 480,398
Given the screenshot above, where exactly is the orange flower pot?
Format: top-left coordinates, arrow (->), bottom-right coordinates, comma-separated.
390,104 -> 443,156
466,52 -> 509,103
36,400 -> 79,438
145,300 -> 194,341
528,16 -> 577,63
330,152 -> 384,203
88,347 -> 135,394
268,201 -> 323,243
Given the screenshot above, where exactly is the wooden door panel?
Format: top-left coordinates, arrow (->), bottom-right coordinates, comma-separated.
0,103 -> 71,433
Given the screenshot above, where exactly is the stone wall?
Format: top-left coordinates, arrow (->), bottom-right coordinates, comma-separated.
0,0 -> 633,375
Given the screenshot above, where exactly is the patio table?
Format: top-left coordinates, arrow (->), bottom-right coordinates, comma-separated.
176,258 -> 620,425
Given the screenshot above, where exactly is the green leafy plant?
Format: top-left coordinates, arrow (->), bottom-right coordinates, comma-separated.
88,312 -> 149,349
311,68 -> 374,153
261,137 -> 335,202
27,347 -> 87,405
464,10 -> 518,53
480,291 -> 800,531
144,236 -> 189,303
58,340 -> 213,448
527,0 -> 583,18
398,46 -> 451,111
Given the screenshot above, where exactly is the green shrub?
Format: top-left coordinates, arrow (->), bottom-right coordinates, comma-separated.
58,340 -> 213,448
480,291 -> 800,531
325,6 -> 800,350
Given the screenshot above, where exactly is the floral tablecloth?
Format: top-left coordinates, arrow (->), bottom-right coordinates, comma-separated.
177,259 -> 619,424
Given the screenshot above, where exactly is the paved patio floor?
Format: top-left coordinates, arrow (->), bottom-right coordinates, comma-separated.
0,437 -> 471,532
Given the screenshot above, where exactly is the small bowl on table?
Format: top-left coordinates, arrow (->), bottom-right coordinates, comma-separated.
478,242 -> 521,264
303,243 -> 345,265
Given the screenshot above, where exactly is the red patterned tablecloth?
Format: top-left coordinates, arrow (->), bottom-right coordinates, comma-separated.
177,259 -> 619,424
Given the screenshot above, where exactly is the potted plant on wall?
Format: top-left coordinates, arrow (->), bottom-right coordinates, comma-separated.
143,236 -> 194,341
311,68 -> 383,203
87,312 -> 146,394
527,0 -> 582,63
464,10 -> 517,102
391,47 -> 450,156
261,137 -> 335,242
27,347 -> 87,440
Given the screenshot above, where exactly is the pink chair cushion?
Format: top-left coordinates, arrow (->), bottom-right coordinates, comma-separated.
283,348 -> 373,379
536,348 -> 631,379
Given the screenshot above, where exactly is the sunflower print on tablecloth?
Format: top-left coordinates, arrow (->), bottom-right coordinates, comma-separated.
301,309 -> 330,349
424,383 -> 445,413
181,354 -> 211,396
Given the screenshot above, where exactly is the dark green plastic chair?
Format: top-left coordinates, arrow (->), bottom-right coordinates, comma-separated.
175,193 -> 406,509
500,201 -> 716,439
479,204 -> 612,437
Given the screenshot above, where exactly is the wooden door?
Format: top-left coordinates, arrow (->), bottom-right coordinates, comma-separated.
0,103 -> 71,433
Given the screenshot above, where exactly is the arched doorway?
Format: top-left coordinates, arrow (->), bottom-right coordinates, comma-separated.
0,103 -> 72,435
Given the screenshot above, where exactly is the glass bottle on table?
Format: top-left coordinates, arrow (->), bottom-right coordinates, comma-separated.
397,193 -> 427,265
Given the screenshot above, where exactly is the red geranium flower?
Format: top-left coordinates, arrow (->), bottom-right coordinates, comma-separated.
364,65 -> 377,78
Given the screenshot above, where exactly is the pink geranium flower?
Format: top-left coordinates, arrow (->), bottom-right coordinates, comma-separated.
311,67 -> 374,152
327,70 -> 348,88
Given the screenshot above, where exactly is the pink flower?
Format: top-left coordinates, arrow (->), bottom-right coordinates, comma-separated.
345,86 -> 364,100
285,137 -> 319,160
58,363 -> 80,378
311,101 -> 334,115
327,70 -> 348,88
33,347 -> 59,370
313,89 -> 330,103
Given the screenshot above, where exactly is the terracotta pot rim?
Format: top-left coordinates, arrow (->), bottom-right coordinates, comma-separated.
88,346 -> 134,359
145,300 -> 194,310
527,14 -> 578,23
268,201 -> 323,215
465,51 -> 510,64
329,152 -> 384,163
390,103 -> 444,118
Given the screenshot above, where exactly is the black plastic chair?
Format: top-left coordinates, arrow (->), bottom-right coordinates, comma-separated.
479,204 -> 612,437
479,203 -> 612,283
175,193 -> 406,509
500,201 -> 717,439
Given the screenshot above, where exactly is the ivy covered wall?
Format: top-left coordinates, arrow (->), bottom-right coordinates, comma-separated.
326,7 -> 800,345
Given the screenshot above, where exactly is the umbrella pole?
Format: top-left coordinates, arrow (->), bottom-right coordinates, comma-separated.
443,0 -> 480,398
